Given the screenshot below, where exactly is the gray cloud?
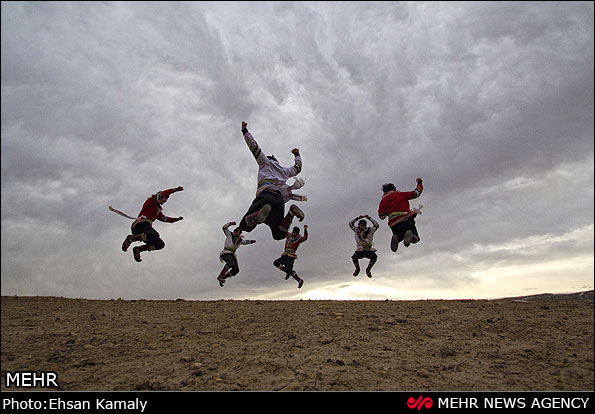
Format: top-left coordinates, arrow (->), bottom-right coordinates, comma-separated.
2,2 -> 593,300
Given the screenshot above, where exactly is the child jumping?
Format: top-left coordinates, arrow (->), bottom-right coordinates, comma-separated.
217,221 -> 256,287
273,225 -> 308,288
349,215 -> 379,278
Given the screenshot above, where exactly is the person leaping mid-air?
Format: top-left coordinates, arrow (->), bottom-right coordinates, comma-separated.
273,225 -> 308,288
217,221 -> 256,287
238,121 -> 307,240
113,186 -> 184,262
349,215 -> 379,278
378,178 -> 424,252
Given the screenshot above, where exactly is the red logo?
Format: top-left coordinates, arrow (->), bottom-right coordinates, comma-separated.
407,395 -> 433,410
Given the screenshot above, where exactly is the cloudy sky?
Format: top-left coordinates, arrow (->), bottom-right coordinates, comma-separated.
2,1 -> 593,301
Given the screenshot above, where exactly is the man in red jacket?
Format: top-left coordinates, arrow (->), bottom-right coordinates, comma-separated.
121,186 -> 184,262
378,178 -> 423,252
273,225 -> 308,288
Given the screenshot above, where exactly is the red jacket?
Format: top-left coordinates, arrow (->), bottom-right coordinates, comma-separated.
378,183 -> 423,227
282,230 -> 308,258
132,188 -> 179,228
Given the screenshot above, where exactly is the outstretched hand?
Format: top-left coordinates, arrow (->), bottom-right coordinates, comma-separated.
416,177 -> 423,184
291,148 -> 300,155
175,186 -> 184,192
176,216 -> 184,222
242,121 -> 248,129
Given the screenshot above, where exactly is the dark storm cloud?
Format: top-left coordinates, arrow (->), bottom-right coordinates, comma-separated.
2,2 -> 593,300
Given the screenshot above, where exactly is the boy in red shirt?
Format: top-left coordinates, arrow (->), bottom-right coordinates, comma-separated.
120,186 -> 184,262
378,178 -> 423,252
273,225 -> 308,288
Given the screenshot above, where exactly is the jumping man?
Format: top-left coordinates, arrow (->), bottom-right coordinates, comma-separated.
120,186 -> 184,262
378,178 -> 424,252
239,121 -> 306,240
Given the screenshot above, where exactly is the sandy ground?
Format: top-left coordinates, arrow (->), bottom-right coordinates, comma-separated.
1,293 -> 593,391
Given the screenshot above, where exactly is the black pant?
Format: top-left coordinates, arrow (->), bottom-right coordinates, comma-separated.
274,255 -> 295,276
221,253 -> 240,276
390,218 -> 420,242
351,250 -> 377,265
131,221 -> 165,250
240,190 -> 287,240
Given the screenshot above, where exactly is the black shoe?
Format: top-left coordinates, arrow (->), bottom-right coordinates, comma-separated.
133,246 -> 142,262
122,235 -> 133,252
390,235 -> 399,252
404,230 -> 413,247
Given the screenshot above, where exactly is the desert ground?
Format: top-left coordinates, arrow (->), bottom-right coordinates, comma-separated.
1,292 -> 593,391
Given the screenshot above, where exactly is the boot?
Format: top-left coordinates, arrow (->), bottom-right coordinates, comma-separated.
122,234 -> 143,252
366,263 -> 374,278
133,245 -> 150,262
404,230 -> 413,247
279,205 -> 304,232
279,213 -> 293,233
245,204 -> 271,227
292,272 -> 304,289
390,234 -> 399,252
353,263 -> 360,277
217,266 -> 231,287
289,204 -> 305,222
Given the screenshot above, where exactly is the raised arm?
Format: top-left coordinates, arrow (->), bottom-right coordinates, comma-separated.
285,148 -> 302,177
241,121 -> 268,166
404,178 -> 424,200
302,225 -> 308,242
158,186 -> 184,200
222,221 -> 235,236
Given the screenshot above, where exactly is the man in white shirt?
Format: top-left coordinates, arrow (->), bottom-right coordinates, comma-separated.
238,121 -> 306,240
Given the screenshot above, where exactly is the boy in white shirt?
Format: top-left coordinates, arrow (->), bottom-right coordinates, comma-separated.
349,215 -> 379,278
217,221 -> 256,287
